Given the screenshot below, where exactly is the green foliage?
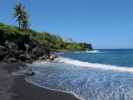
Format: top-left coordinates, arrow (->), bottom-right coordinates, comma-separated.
0,23 -> 92,51
0,23 -> 29,44
30,31 -> 93,51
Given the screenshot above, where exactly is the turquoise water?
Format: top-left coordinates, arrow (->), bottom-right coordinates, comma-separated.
30,49 -> 133,100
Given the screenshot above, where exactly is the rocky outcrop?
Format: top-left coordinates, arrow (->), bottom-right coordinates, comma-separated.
79,43 -> 93,50
0,36 -> 50,63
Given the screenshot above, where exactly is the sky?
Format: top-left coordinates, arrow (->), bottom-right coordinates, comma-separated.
0,0 -> 133,49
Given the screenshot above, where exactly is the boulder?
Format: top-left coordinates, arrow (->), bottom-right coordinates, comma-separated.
0,45 -> 7,60
0,45 -> 6,49
18,54 -> 31,62
49,54 -> 57,61
15,38 -> 26,51
7,57 -> 17,62
25,71 -> 35,76
32,44 -> 49,58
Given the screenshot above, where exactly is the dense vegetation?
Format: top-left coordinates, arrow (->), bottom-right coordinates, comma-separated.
0,23 -> 93,51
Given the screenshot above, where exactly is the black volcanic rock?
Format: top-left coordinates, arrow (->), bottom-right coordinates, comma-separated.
0,45 -> 7,60
0,36 -> 50,63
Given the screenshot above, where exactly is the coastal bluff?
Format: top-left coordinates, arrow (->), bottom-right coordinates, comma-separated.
0,23 -> 93,63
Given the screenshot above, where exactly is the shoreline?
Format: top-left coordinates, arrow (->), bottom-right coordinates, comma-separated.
26,77 -> 83,100
12,76 -> 80,100
0,62 -> 80,100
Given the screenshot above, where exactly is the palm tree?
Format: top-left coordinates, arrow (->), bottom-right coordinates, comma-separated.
14,2 -> 29,30
21,10 -> 29,30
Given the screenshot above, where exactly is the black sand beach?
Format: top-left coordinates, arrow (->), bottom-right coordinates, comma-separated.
0,62 -> 79,100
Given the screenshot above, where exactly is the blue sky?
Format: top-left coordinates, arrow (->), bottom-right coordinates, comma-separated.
0,0 -> 133,49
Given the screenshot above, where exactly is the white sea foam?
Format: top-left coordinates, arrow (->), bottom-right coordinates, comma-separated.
85,50 -> 100,53
73,50 -> 101,54
54,57 -> 133,73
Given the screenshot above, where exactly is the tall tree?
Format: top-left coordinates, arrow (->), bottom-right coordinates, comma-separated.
13,2 -> 29,30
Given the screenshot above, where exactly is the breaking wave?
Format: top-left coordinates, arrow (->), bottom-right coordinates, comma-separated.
85,50 -> 100,53
54,57 -> 133,73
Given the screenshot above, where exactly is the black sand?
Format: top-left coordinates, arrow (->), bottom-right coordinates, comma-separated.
0,62 -> 79,100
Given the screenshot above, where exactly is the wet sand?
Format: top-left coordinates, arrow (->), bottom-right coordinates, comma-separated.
0,62 -> 79,100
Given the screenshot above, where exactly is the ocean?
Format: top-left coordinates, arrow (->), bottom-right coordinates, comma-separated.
28,49 -> 133,100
